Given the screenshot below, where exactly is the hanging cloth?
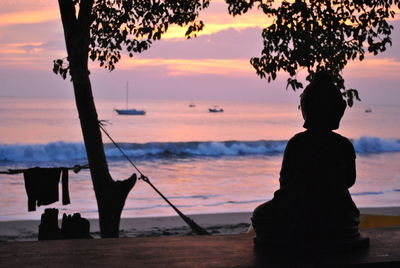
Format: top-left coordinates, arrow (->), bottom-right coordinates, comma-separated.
61,168 -> 70,205
23,167 -> 70,211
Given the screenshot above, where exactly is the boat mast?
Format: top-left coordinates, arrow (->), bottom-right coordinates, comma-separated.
126,81 -> 129,109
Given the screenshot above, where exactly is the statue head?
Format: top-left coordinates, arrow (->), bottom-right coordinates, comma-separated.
300,71 -> 346,130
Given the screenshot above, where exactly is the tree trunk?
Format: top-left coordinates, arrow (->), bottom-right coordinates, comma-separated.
58,0 -> 135,238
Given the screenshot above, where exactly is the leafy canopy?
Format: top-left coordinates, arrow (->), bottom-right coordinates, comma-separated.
54,0 -> 399,106
54,0 -> 210,78
226,0 -> 400,106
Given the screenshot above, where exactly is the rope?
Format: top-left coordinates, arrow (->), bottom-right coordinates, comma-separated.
98,121 -> 209,235
99,122 -> 144,176
0,164 -> 89,175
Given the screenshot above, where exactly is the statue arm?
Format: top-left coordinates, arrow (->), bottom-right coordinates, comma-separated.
345,156 -> 356,188
345,142 -> 357,188
279,139 -> 297,188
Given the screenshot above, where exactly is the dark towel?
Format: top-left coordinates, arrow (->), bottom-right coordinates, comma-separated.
23,167 -> 70,211
61,168 -> 70,205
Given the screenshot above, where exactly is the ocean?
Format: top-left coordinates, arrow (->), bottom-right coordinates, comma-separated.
0,97 -> 399,221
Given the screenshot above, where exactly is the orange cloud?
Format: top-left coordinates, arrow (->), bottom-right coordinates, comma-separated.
0,9 -> 59,25
162,6 -> 271,39
112,56 -> 400,80
159,3 -> 400,40
0,42 -> 44,54
0,42 -> 65,69
114,58 -> 254,76
345,57 -> 400,79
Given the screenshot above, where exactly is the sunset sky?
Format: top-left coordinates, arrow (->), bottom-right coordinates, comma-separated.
1,0 -> 400,104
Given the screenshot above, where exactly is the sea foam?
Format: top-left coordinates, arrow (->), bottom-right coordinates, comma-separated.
0,136 -> 399,163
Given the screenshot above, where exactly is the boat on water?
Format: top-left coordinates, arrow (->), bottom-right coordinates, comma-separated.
189,102 -> 196,108
365,108 -> 372,113
115,82 -> 145,115
209,106 -> 224,113
115,109 -> 145,115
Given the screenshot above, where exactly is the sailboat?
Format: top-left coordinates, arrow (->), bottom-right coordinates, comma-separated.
208,105 -> 224,113
114,82 -> 145,115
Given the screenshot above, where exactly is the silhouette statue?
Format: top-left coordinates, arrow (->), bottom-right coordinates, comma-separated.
252,71 -> 369,251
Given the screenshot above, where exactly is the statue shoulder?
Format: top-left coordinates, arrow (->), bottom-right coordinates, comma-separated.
331,132 -> 353,145
331,132 -> 356,157
288,131 -> 309,144
285,131 -> 309,151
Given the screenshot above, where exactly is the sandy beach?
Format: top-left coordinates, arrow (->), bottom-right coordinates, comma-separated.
1,207 -> 399,242
0,212 -> 251,242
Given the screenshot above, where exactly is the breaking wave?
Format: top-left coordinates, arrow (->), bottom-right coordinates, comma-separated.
0,136 -> 399,163
352,136 -> 400,153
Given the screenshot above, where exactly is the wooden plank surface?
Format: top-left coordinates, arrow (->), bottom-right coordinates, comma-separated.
1,227 -> 399,267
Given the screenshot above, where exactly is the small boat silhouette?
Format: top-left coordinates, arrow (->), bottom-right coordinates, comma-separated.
208,106 -> 224,113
